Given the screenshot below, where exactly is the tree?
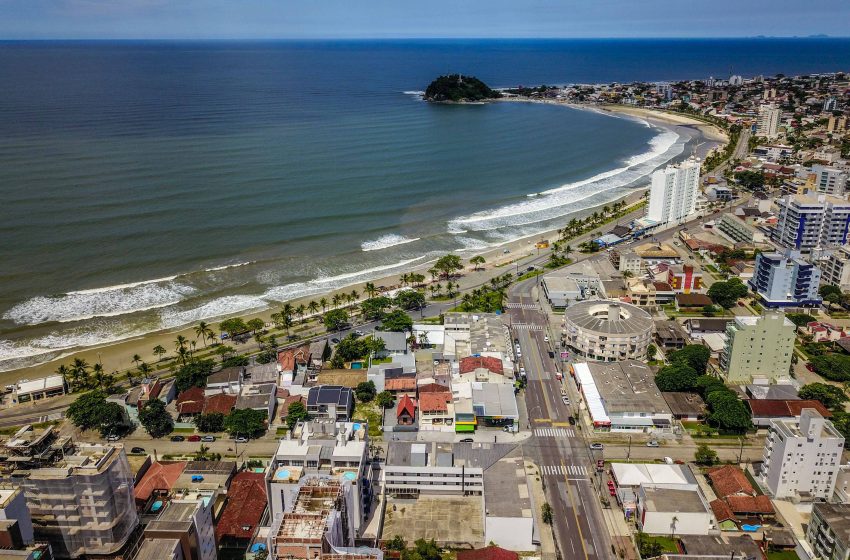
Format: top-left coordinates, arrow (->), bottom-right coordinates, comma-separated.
707,278 -> 749,309
364,282 -> 378,299
331,334 -> 370,367
220,318 -> 248,336
285,401 -> 310,430
694,444 -> 718,466
395,290 -> 426,311
195,412 -> 226,433
541,502 -> 553,525
194,321 -> 214,347
132,354 -> 142,368
811,353 -> 850,382
787,313 -> 817,328
470,255 -> 486,271
706,391 -> 751,432
247,318 -> 265,334
376,391 -> 395,409
323,309 -> 349,331
355,381 -> 376,403
647,344 -> 657,361
67,391 -> 127,436
153,345 -> 167,361
223,408 -> 267,438
367,336 -> 386,357
636,532 -> 663,559
385,536 -> 406,551
434,254 -> 463,279
669,345 -> 711,376
401,539 -> 442,560
360,296 -> 393,321
381,310 -> 413,333
799,382 -> 849,410
734,169 -> 766,191
175,359 -> 215,392
820,284 -> 842,299
138,400 -> 174,438
307,300 -> 320,316
655,363 -> 698,392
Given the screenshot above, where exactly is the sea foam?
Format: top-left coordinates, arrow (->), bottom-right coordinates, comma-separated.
361,234 -> 421,252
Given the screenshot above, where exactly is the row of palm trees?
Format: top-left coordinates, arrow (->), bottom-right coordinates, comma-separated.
55,358 -> 115,393
557,199 -> 628,242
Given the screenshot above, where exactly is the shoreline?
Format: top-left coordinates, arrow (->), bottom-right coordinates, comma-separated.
0,104 -> 725,381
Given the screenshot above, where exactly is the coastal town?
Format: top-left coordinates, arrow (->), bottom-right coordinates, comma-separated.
0,69 -> 849,560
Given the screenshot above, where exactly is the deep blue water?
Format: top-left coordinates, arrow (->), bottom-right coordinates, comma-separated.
0,39 -> 848,369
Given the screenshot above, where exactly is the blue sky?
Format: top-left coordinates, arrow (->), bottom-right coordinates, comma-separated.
1,0 -> 849,39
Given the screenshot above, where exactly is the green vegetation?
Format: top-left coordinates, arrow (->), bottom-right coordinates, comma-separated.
194,412 -> 226,433
394,290 -> 426,311
223,409 -> 267,438
702,124 -> 741,173
424,74 -> 501,102
707,277 -> 749,309
354,401 -> 383,438
220,317 -> 248,337
376,391 -> 395,409
285,401 -> 310,430
734,169 -> 766,191
799,383 -> 849,410
138,399 -> 174,438
355,381 -> 377,403
636,533 -> 678,557
787,313 -> 818,328
329,334 -> 370,368
695,444 -> 718,466
323,308 -> 349,331
67,391 -> 128,437
766,550 -> 800,560
542,502 -> 553,525
175,358 -> 216,392
810,353 -> 850,381
380,310 -> 413,332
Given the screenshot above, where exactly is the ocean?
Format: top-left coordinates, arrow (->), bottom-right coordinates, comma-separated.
1,38 -> 849,370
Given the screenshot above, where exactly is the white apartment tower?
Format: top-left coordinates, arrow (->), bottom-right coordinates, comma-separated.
646,157 -> 701,226
761,408 -> 844,500
757,104 -> 781,139
774,194 -> 850,253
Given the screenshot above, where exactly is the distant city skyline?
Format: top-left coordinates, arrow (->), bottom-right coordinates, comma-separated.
1,0 -> 849,40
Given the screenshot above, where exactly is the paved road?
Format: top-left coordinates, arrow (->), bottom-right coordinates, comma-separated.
508,279 -> 613,560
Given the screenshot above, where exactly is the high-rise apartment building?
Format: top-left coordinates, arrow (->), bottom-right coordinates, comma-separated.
720,311 -> 795,383
756,104 -> 781,138
646,157 -> 701,226
812,164 -> 848,196
823,245 -> 850,291
774,194 -> 850,252
748,251 -> 822,307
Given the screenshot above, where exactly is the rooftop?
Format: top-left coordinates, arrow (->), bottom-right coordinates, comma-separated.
707,465 -> 754,498
813,503 -> 850,551
563,301 -> 653,335
611,463 -> 695,487
641,484 -> 708,514
662,392 -> 707,417
470,382 -> 519,419
215,471 -> 267,541
207,366 -> 244,385
134,538 -> 181,560
748,399 -> 831,418
135,461 -> 187,503
586,360 -> 670,415
307,385 -> 354,408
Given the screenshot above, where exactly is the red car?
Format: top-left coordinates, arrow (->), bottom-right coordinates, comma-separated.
188,435 -> 201,442
806,363 -> 815,372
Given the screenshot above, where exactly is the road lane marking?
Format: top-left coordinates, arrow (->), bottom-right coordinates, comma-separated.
512,323 -> 544,331
540,464 -> 588,477
563,461 -> 591,560
505,303 -> 539,309
534,428 -> 575,437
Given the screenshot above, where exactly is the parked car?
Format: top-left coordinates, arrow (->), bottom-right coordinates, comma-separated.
459,438 -> 474,443
354,330 -> 366,337
106,434 -> 120,442
201,436 -> 216,442
589,443 -> 604,450
331,338 -> 340,344
568,416 -> 576,426
170,435 -> 185,442
544,335 -> 549,342
131,447 -> 146,454
235,437 -> 249,443
806,363 -> 815,372
188,435 -> 201,442
646,440 -> 659,447
596,459 -> 605,472
562,396 -> 570,405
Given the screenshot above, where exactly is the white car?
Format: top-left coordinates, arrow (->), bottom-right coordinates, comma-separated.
543,335 -> 549,342
519,367 -> 526,375
646,441 -> 659,448
562,396 -> 570,405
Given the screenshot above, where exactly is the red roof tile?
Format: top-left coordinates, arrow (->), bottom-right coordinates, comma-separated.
457,546 -> 519,560
278,349 -> 295,372
419,392 -> 451,413
397,394 -> 416,419
747,400 -> 832,418
708,465 -> 754,498
134,461 -> 187,504
281,395 -> 306,419
215,472 -> 268,542
385,378 -> 417,391
417,383 -> 450,394
176,387 -> 205,415
204,393 -> 236,416
710,499 -> 737,523
459,356 -> 503,375
726,495 -> 774,515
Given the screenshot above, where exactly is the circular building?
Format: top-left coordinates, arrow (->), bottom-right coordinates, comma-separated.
563,300 -> 654,361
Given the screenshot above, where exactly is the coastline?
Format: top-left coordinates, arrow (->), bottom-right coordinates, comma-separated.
0,104 -> 725,381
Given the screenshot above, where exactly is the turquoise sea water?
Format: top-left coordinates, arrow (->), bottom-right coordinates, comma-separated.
0,39 -> 848,369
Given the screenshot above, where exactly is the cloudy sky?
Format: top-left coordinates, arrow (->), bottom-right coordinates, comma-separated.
1,0 -> 849,39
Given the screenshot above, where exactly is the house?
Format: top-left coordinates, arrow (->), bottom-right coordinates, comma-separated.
235,384 -> 276,423
745,383 -> 799,400
456,546 -> 519,560
662,392 -> 707,421
134,461 -> 187,510
675,293 -> 714,310
203,393 -> 236,417
374,331 -> 408,355
418,392 -> 454,432
676,535 -> 763,560
458,356 -> 508,383
654,321 -> 688,350
637,484 -> 715,535
205,367 -> 243,396
747,399 -> 832,428
384,376 -> 417,396
800,321 -> 847,342
13,375 -> 66,403
683,318 -> 733,339
279,390 -> 306,424
176,387 -> 206,419
215,471 -> 267,551
707,465 -> 755,499
396,395 -> 416,426
244,361 -> 278,385
306,385 -> 355,421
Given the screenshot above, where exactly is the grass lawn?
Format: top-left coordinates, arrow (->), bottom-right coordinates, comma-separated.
354,401 -> 384,439
643,535 -> 679,553
767,550 -> 800,560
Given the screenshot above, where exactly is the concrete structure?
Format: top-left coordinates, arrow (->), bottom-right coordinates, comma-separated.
748,251 -> 822,307
761,409 -> 844,500
720,312 -> 795,383
306,386 -> 354,421
716,213 -> 766,244
442,313 -> 512,368
637,484 -> 715,536
204,367 -> 243,396
417,391 -> 454,432
813,164 -> 848,196
774,194 -> 850,253
646,157 -> 701,226
823,245 -> 850,291
757,104 -> 781,138
808,503 -> 850,560
235,383 -> 276,422
13,375 -> 66,404
383,442 -> 484,496
562,301 -> 654,362
0,426 -> 138,559
0,488 -> 32,545
616,250 -> 643,275
144,494 -> 217,560
572,361 -> 673,432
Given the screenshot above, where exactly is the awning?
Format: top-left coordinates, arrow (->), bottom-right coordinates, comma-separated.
455,424 -> 476,433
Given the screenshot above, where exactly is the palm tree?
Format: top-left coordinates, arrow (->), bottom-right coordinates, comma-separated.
332,294 -> 342,309
427,268 -> 439,282
131,354 -> 141,368
194,321 -> 213,348
55,364 -> 71,389
320,297 -> 328,312
470,255 -> 486,271
565,244 -> 572,254
176,345 -> 190,366
434,283 -> 442,296
282,303 -> 294,323
622,270 -> 634,279
137,362 -> 152,376
307,300 -> 320,316
92,363 -> 106,389
175,335 -> 188,354
603,205 -> 610,215
350,289 -> 359,303
364,282 -> 377,299
71,358 -> 90,391
153,345 -> 167,362
295,304 -> 306,323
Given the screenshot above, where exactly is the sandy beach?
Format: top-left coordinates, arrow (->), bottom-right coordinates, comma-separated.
0,104 -> 726,384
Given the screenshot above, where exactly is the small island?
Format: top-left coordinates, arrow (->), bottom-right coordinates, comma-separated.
423,74 -> 502,103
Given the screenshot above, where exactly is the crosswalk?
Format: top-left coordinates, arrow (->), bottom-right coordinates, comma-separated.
506,303 -> 538,309
540,464 -> 589,477
534,428 -> 575,437
512,323 -> 544,331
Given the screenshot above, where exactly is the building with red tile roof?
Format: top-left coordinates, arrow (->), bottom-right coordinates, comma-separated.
457,546 -> 519,560
417,383 -> 450,394
708,465 -> 754,498
709,499 -> 736,523
725,495 -> 775,516
215,471 -> 268,548
419,392 -> 451,414
384,377 -> 417,393
203,393 -> 236,416
459,356 -> 503,375
748,399 -> 832,427
278,349 -> 296,374
134,461 -> 187,508
396,395 -> 416,426
176,386 -> 205,417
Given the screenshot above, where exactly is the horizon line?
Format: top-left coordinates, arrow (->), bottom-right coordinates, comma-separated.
1,35 -> 849,42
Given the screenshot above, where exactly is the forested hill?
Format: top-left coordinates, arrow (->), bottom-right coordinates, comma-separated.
423,74 -> 502,102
